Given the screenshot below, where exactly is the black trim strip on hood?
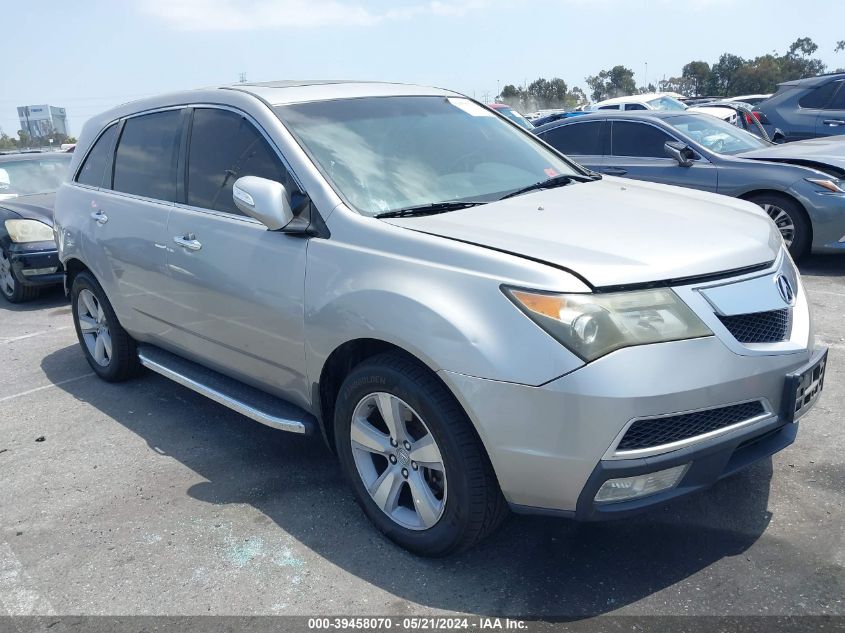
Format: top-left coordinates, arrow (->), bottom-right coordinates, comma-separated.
392,225 -> 775,294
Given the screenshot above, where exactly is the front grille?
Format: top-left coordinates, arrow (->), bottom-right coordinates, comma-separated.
617,401 -> 767,451
717,308 -> 790,344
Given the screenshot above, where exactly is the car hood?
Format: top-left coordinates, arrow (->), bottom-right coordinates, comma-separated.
381,178 -> 780,288
0,192 -> 56,226
736,136 -> 845,175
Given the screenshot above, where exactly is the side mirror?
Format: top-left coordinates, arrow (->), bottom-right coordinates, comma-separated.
664,141 -> 696,167
232,176 -> 294,230
772,128 -> 786,144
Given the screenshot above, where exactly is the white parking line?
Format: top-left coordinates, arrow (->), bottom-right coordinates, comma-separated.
0,542 -> 55,616
0,326 -> 73,345
0,374 -> 94,404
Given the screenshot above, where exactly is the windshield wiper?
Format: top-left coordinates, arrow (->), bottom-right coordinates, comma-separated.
498,173 -> 601,201
375,200 -> 486,219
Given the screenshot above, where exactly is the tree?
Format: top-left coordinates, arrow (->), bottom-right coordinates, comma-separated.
585,65 -> 636,101
0,132 -> 17,150
780,37 -> 826,80
707,53 -> 746,95
681,61 -> 711,96
837,41 -> 844,53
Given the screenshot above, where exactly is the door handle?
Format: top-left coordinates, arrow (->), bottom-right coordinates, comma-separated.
173,234 -> 202,251
822,119 -> 845,126
602,167 -> 628,176
90,210 -> 108,225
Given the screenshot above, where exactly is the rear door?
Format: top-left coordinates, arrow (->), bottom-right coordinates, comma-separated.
606,120 -> 718,191
80,109 -> 184,338
162,106 -> 309,403
815,80 -> 845,137
537,120 -> 606,172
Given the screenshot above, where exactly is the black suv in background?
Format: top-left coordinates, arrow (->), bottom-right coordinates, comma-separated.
755,73 -> 845,142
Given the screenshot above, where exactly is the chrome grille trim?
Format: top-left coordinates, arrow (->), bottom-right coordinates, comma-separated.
604,399 -> 775,460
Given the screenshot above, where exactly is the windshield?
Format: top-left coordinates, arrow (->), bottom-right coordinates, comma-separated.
496,106 -> 535,130
0,156 -> 71,199
664,114 -> 770,154
274,96 -> 578,216
646,96 -> 687,111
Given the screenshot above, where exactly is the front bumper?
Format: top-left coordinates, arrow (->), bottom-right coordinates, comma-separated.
8,240 -> 63,287
440,337 -> 823,518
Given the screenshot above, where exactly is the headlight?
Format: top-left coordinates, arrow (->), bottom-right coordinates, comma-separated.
4,219 -> 55,243
504,286 -> 712,362
806,178 -> 844,193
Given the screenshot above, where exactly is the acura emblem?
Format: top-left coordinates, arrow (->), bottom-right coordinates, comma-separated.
775,274 -> 795,306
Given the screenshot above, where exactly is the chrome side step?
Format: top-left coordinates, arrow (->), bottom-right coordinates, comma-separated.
137,344 -> 314,435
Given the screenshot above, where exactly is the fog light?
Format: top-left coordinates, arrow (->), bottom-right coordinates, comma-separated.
595,463 -> 690,503
21,267 -> 58,276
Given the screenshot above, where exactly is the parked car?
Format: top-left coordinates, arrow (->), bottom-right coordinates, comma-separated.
55,81 -> 825,556
486,103 -> 534,130
534,111 -> 845,258
754,73 -> 845,142
531,110 -> 590,127
589,93 -> 739,124
726,94 -> 772,107
0,152 -> 72,302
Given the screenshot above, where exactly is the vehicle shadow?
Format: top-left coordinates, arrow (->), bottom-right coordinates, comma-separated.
42,343 -> 775,618
0,285 -> 66,312
798,254 -> 845,277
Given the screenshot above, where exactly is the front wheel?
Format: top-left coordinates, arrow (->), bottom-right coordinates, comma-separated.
0,247 -> 38,303
748,194 -> 811,260
70,271 -> 140,382
334,352 -> 508,556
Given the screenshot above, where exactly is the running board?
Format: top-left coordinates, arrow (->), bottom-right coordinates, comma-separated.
137,344 -> 314,435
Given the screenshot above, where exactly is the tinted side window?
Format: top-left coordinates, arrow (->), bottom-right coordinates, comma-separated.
625,103 -> 648,111
187,108 -> 287,215
76,124 -> 118,187
825,82 -> 845,110
541,122 -> 603,156
611,121 -> 674,158
113,110 -> 182,201
798,82 -> 839,109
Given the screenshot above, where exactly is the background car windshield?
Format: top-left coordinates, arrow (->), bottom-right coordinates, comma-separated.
646,96 -> 686,111
275,96 -> 577,216
0,157 -> 70,199
497,107 -> 535,130
665,114 -> 770,154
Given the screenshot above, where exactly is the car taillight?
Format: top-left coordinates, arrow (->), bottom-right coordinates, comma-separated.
751,110 -> 768,124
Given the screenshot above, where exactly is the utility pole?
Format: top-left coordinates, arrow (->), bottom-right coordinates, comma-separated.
644,62 -> 648,91
238,72 -> 247,84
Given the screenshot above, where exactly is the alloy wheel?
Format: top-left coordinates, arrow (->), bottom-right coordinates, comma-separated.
76,288 -> 112,367
0,250 -> 15,297
762,203 -> 795,247
350,392 -> 447,530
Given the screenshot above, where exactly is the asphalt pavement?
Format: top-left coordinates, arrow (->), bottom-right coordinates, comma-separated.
0,256 -> 842,618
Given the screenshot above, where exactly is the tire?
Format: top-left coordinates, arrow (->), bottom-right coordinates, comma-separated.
0,247 -> 39,303
70,271 -> 140,382
334,351 -> 508,556
747,193 -> 811,260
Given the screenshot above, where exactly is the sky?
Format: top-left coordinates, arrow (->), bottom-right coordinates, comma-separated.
1,0 -> 841,137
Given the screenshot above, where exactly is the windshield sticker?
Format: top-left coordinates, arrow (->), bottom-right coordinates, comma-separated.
447,98 -> 494,117
544,168 -> 559,178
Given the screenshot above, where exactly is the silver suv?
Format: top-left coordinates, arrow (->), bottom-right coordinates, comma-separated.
54,81 -> 827,556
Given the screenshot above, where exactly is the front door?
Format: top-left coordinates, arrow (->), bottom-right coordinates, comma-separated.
605,120 -> 718,192
161,107 -> 310,406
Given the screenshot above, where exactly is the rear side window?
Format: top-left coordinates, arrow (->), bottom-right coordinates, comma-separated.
186,108 -> 288,215
540,122 -> 604,156
113,110 -> 182,201
624,103 -> 648,111
798,82 -> 839,109
826,82 -> 845,110
611,121 -> 674,158
76,124 -> 118,188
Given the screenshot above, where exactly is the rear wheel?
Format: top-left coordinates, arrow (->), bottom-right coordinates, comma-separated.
0,247 -> 39,303
748,193 -> 811,260
71,271 -> 140,382
334,352 -> 508,556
